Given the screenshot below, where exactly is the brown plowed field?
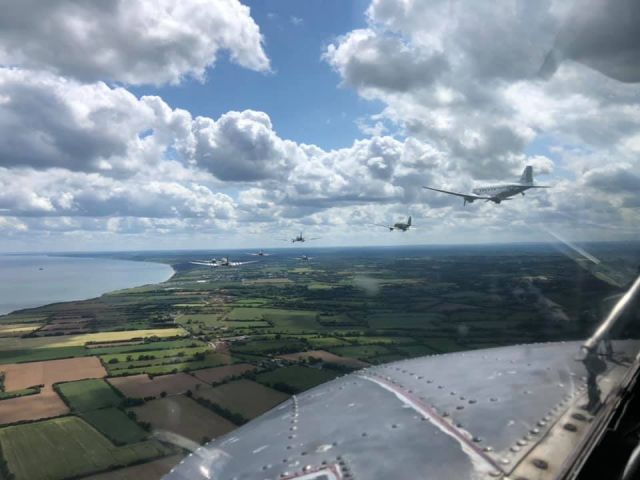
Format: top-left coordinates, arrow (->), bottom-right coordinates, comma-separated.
108,373 -> 205,398
192,363 -> 256,384
1,356 -> 106,391
278,350 -> 369,369
0,390 -> 68,424
0,356 -> 106,424
130,395 -> 235,442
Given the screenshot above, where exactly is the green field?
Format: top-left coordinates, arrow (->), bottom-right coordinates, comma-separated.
255,366 -> 338,393
178,312 -> 270,331
262,309 -> 322,331
0,416 -> 171,480
100,345 -> 210,365
306,336 -> 350,348
106,352 -> 233,376
0,346 -> 87,365
0,328 -> 187,352
82,408 -> 147,444
88,339 -> 204,356
367,312 -> 446,329
194,380 -> 289,420
329,344 -> 393,361
231,338 -> 308,355
57,379 -> 122,412
0,386 -> 41,400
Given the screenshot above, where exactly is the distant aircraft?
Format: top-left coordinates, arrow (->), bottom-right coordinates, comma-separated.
296,255 -> 313,261
248,250 -> 270,257
423,166 -> 549,205
284,232 -> 320,243
190,257 -> 257,268
373,216 -> 412,232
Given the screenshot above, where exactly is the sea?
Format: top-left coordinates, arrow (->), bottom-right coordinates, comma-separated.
0,255 -> 174,316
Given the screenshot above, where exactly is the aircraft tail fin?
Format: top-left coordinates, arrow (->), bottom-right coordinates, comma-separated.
519,166 -> 533,185
407,216 -> 412,226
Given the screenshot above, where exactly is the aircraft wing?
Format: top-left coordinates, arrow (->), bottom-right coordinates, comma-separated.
372,223 -> 393,230
422,186 -> 492,201
163,339 -> 640,480
189,261 -> 217,267
229,260 -> 258,266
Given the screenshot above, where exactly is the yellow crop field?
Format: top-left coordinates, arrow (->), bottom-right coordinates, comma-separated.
0,328 -> 187,351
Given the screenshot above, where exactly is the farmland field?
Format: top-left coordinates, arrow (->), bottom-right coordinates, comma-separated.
0,324 -> 41,337
278,350 -> 368,369
131,395 -> 235,442
0,389 -> 68,425
0,328 -> 187,352
1,356 -> 106,391
108,373 -> 206,398
57,379 -> 121,412
0,416 -> 171,480
328,345 -> 394,362
82,407 -> 147,444
105,352 -> 233,376
255,365 -> 339,393
193,379 -> 289,420
84,454 -> 182,480
192,363 -> 256,384
0,244 -> 628,478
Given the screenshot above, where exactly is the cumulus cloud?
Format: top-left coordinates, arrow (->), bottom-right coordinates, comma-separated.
0,0 -> 270,85
0,167 -> 236,220
192,110 -> 301,181
1,0 -> 639,248
324,0 -> 640,182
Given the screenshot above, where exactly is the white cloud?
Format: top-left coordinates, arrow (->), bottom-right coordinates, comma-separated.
1,0 -> 639,249
192,110 -> 302,181
0,0 -> 270,85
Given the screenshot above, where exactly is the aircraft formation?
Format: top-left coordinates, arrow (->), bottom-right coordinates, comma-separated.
190,165 -> 549,269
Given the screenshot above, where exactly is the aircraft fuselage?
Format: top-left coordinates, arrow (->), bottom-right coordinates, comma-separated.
392,223 -> 410,231
472,184 -> 530,203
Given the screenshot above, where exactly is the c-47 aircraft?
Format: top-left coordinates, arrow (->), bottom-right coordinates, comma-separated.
248,250 -> 270,257
423,166 -> 549,205
373,216 -> 412,232
296,255 -> 313,261
190,257 -> 257,268
285,232 -> 320,243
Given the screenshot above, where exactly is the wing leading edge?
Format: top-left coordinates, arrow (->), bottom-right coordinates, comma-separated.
163,340 -> 640,480
422,186 -> 492,201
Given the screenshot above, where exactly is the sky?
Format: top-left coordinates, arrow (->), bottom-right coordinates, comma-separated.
0,0 -> 639,252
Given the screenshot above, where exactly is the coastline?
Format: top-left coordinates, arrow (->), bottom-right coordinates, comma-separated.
0,255 -> 175,317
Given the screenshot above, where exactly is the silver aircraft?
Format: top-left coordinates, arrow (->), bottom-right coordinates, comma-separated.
285,232 -> 320,243
373,216 -> 412,232
248,250 -> 271,257
423,166 -> 549,205
296,255 -> 313,261
190,257 -> 257,268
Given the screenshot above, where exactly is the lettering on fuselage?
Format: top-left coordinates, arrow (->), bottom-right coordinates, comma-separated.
472,185 -> 525,198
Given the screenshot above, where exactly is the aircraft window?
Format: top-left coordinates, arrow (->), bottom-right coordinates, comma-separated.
0,1 -> 638,480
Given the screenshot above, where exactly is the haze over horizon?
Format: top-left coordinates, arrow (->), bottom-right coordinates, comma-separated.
1,0 -> 638,252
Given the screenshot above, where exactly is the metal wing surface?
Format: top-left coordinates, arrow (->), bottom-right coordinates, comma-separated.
422,186 -> 492,201
372,223 -> 393,230
164,340 -> 639,480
